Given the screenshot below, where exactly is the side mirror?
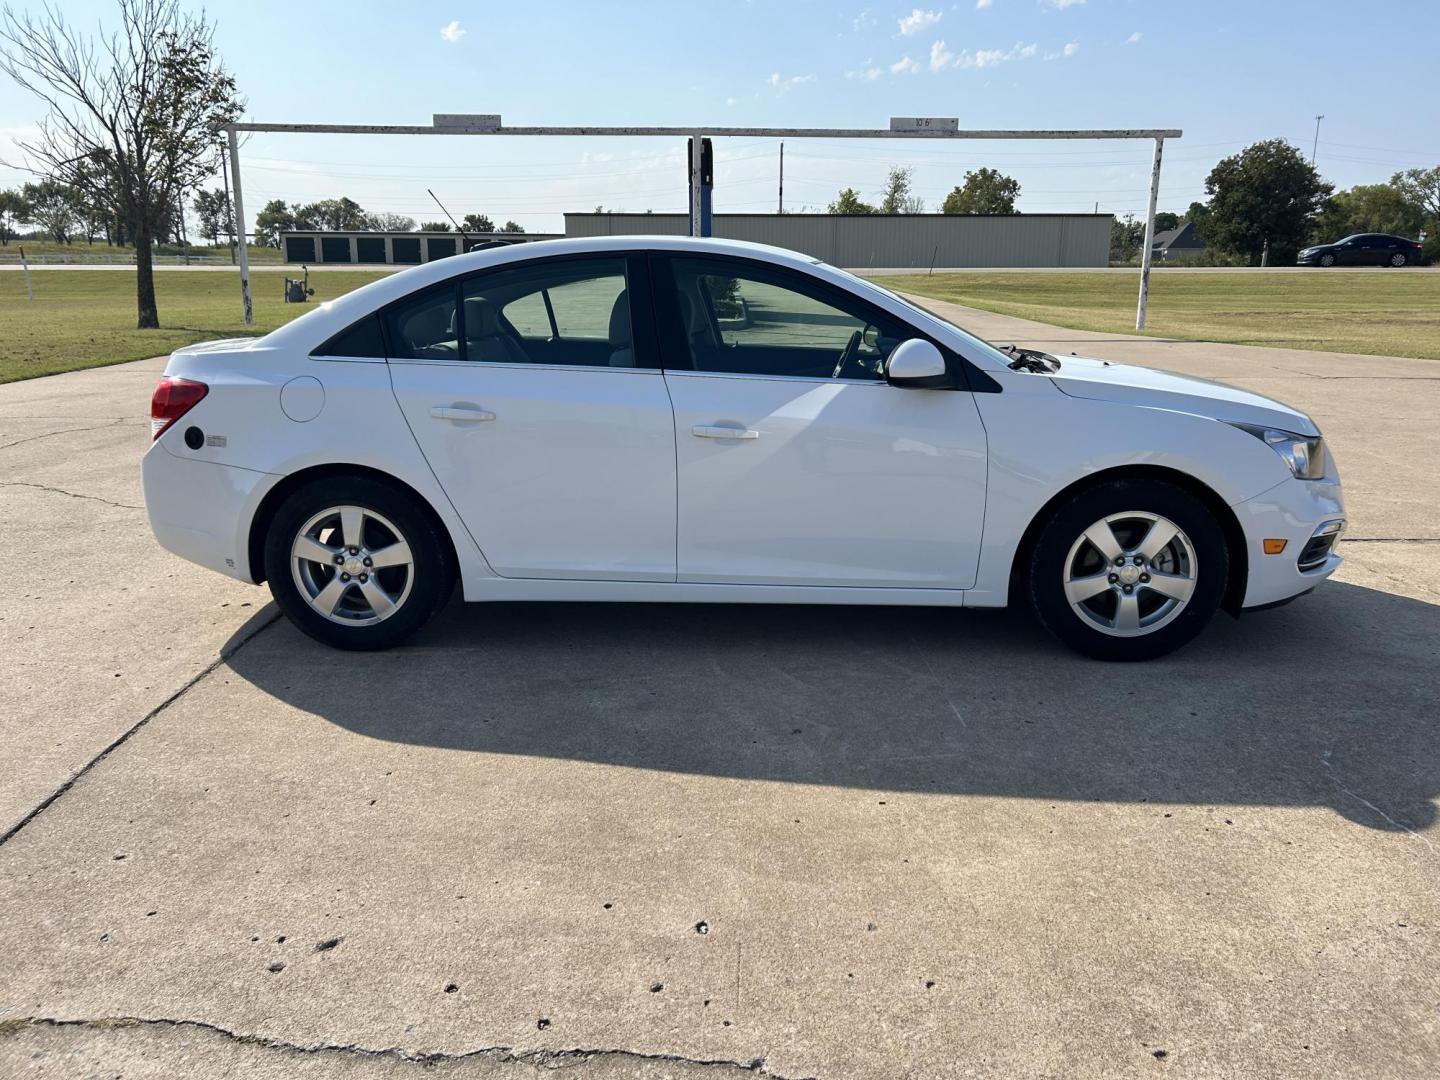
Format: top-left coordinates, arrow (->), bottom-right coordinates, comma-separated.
885,339 -> 951,389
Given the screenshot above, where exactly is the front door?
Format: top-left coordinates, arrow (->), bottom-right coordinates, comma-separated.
654,254 -> 988,589
387,255 -> 677,581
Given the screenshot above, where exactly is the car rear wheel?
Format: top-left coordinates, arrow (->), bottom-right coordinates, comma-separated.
263,476 -> 453,650
1026,478 -> 1228,661
1389,252 -> 1407,267
1318,253 -> 1335,267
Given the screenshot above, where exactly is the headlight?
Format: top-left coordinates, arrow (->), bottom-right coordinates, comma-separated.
1229,423 -> 1326,480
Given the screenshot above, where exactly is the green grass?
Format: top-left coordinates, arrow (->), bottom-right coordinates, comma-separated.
0,241 -> 282,264
874,270 -> 1440,361
0,269 -> 387,383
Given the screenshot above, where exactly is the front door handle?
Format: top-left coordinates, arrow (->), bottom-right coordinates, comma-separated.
692,424 -> 760,440
431,404 -> 496,422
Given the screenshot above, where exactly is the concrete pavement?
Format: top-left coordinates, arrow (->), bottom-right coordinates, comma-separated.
0,308 -> 1436,1078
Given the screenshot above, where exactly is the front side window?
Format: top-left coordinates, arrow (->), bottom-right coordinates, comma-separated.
667,257 -> 908,380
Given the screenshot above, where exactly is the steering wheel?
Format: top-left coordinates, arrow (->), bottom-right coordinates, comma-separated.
832,329 -> 864,379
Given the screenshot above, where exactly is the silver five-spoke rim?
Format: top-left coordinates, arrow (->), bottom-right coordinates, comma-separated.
291,505 -> 414,626
1063,511 -> 1197,638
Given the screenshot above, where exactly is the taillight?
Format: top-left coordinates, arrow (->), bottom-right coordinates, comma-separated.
151,376 -> 208,440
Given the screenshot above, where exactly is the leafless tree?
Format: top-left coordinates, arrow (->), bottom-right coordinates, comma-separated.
0,0 -> 242,327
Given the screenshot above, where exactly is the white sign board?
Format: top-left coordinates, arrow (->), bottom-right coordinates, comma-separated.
889,116 -> 959,133
433,114 -> 502,130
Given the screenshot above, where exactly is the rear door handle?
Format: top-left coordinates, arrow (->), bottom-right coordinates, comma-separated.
692,424 -> 759,440
431,404 -> 496,422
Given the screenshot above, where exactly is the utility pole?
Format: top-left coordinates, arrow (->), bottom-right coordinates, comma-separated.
1311,115 -> 1324,165
778,142 -> 784,214
219,142 -> 236,264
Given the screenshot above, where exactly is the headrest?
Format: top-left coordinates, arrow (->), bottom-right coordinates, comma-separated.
608,290 -> 632,347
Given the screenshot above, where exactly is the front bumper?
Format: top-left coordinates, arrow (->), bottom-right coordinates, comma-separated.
142,440 -> 277,583
1232,473 -> 1346,609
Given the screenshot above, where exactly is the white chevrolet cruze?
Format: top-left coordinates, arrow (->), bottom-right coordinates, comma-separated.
143,237 -> 1345,660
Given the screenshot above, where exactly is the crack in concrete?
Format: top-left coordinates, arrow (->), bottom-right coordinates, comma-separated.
0,608 -> 283,849
0,418 -> 130,451
0,1017 -> 811,1077
0,480 -> 144,510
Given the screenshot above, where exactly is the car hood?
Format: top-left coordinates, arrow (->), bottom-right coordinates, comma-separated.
1047,355 -> 1319,435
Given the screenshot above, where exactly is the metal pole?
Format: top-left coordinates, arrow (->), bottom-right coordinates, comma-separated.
228,128 -> 253,326
19,244 -> 33,300
1135,136 -> 1164,331
778,142 -> 784,214
1311,114 -> 1324,165
219,144 -> 235,264
689,132 -> 704,237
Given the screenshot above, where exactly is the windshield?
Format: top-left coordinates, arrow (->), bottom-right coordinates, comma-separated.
823,266 -> 1016,369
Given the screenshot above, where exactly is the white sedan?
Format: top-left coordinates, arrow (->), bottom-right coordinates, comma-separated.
143,237 -> 1345,660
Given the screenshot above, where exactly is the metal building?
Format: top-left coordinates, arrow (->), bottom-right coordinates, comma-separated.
565,213 -> 1110,268
281,230 -> 563,265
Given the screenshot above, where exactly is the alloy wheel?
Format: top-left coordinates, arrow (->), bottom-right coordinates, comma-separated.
290,505 -> 415,626
1062,511 -> 1198,638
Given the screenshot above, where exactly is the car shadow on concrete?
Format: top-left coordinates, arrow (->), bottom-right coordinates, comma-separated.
224,580 -> 1439,832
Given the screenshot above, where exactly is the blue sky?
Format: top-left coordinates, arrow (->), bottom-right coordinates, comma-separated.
3,0 -> 1438,233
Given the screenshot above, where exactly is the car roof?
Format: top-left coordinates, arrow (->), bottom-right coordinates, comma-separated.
262,235 -> 831,352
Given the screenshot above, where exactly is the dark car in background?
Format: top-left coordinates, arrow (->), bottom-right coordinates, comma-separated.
1298,233 -> 1423,267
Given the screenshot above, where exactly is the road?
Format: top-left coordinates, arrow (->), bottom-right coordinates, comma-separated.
0,304 -> 1436,1078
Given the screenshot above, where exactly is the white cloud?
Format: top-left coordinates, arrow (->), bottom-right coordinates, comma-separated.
1124,31 -> 1142,45
897,8 -> 942,35
766,72 -> 817,93
891,55 -> 922,74
439,20 -> 465,43
852,8 -> 877,31
1044,40 -> 1080,59
951,41 -> 1037,69
929,39 -> 953,70
846,60 -> 885,81
1044,0 -> 1085,8
725,96 -> 738,106
976,0 -> 993,8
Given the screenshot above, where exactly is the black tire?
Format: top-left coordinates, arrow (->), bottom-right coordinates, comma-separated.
1389,252 -> 1407,267
1318,253 -> 1335,267
263,475 -> 453,650
1026,478 -> 1229,662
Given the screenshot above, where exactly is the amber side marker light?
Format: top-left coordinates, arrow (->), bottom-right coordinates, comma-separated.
1263,539 -> 1288,555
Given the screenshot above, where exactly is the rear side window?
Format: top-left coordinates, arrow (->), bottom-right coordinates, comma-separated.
385,283 -> 460,360
314,314 -> 387,358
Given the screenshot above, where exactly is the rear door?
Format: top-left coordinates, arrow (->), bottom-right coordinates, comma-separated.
387,254 -> 678,581
653,253 -> 988,588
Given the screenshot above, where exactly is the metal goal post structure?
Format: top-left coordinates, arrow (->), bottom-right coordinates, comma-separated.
223,117 -> 1180,330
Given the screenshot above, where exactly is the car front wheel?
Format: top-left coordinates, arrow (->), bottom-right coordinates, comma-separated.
1026,478 -> 1228,661
1318,253 -> 1335,267
263,476 -> 453,650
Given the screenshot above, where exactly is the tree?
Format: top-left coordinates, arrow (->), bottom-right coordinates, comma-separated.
500,220 -> 524,233
21,179 -> 79,242
1153,211 -> 1180,232
1390,166 -> 1440,223
0,187 -> 30,244
879,166 -> 924,214
419,220 -> 451,232
1,0 -> 242,328
254,199 -> 296,247
461,212 -> 494,232
1202,139 -> 1332,264
367,211 -> 416,232
1109,213 -> 1145,262
1313,183 -> 1424,242
191,187 -> 233,244
941,167 -> 1020,215
297,197 -> 368,231
827,187 -> 877,214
